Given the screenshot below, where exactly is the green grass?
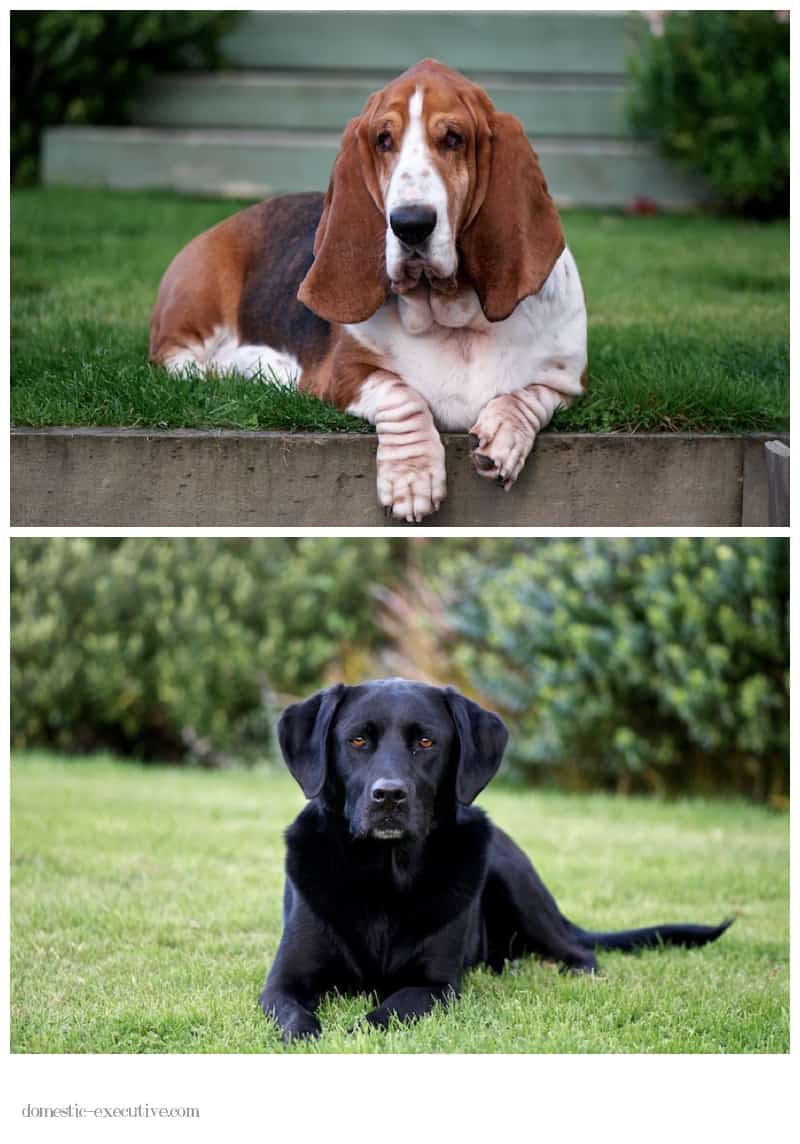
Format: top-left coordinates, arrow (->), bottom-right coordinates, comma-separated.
11,188 -> 788,433
11,753 -> 788,1054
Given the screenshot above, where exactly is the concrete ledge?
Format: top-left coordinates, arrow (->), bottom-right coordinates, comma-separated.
10,429 -> 788,528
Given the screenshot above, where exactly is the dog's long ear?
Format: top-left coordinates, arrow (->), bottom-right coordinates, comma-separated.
445,687 -> 508,805
297,112 -> 389,324
459,111 -> 564,323
277,684 -> 346,799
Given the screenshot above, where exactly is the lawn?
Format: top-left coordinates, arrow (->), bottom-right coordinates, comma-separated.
11,753 -> 789,1054
11,187 -> 788,434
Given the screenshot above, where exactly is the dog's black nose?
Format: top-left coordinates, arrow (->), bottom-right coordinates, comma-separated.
389,206 -> 437,247
370,780 -> 408,809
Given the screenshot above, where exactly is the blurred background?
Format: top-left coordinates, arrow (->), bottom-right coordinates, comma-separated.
11,537 -> 788,802
11,9 -> 789,216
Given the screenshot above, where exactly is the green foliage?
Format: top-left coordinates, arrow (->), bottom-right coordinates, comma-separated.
11,538 -> 789,800
628,11 -> 789,218
10,538 -> 404,763
441,539 -> 788,799
11,10 -> 236,183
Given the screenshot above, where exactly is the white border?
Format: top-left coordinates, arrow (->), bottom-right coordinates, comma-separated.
5,3 -> 795,1142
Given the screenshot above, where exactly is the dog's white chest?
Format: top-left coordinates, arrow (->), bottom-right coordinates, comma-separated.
346,249 -> 587,431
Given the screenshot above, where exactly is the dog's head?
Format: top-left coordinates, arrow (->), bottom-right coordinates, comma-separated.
297,59 -> 564,325
277,678 -> 508,842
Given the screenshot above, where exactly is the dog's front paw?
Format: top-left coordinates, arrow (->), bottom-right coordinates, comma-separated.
376,437 -> 447,522
469,397 -> 537,491
280,1010 -> 322,1042
352,1006 -> 392,1032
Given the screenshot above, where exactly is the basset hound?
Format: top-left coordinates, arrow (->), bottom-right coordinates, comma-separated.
150,59 -> 588,522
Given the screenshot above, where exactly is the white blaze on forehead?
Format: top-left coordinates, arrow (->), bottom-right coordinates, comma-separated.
386,88 -> 428,209
385,86 -> 456,281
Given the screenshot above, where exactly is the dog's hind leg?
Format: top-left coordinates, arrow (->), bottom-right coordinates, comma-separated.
483,828 -> 596,973
485,827 -> 734,971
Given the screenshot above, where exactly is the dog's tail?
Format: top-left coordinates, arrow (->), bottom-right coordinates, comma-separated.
573,917 -> 734,954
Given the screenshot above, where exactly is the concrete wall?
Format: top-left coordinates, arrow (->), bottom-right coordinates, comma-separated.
11,429 -> 786,528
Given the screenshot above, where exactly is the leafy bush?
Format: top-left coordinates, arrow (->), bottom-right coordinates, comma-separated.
11,10 -> 237,183
628,11 -> 789,218
11,538 -> 789,800
10,538 -> 404,763
440,538 -> 788,800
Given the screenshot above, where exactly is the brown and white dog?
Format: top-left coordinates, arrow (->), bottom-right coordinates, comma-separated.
150,59 -> 588,521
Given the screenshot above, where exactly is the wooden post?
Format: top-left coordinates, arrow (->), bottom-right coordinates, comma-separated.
765,440 -> 790,526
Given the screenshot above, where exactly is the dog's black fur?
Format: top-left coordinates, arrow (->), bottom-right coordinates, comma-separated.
259,679 -> 732,1040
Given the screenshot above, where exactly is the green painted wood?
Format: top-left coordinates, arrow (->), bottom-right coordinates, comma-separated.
133,72 -> 630,138
42,126 -> 707,208
220,11 -> 637,75
43,127 -> 340,200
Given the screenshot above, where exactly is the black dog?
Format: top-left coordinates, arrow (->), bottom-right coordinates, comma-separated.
259,679 -> 732,1040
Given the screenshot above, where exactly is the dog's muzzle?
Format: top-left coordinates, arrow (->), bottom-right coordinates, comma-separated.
364,778 -> 412,840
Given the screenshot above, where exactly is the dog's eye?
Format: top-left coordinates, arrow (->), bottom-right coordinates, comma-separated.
376,130 -> 393,153
442,129 -> 464,150
349,736 -> 367,748
418,737 -> 434,749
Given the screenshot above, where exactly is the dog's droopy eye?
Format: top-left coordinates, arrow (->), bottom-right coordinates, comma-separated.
349,736 -> 367,749
376,130 -> 393,153
442,129 -> 464,151
418,737 -> 434,749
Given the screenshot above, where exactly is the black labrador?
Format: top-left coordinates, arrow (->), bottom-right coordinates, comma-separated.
259,679 -> 732,1040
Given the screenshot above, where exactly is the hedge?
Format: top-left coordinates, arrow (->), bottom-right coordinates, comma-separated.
628,11 -> 789,218
439,538 -> 788,799
10,538 -> 405,763
11,10 -> 236,183
11,538 -> 788,800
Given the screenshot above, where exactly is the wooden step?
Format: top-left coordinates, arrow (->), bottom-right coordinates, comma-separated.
219,11 -> 637,75
132,71 -> 630,138
42,126 -> 706,208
